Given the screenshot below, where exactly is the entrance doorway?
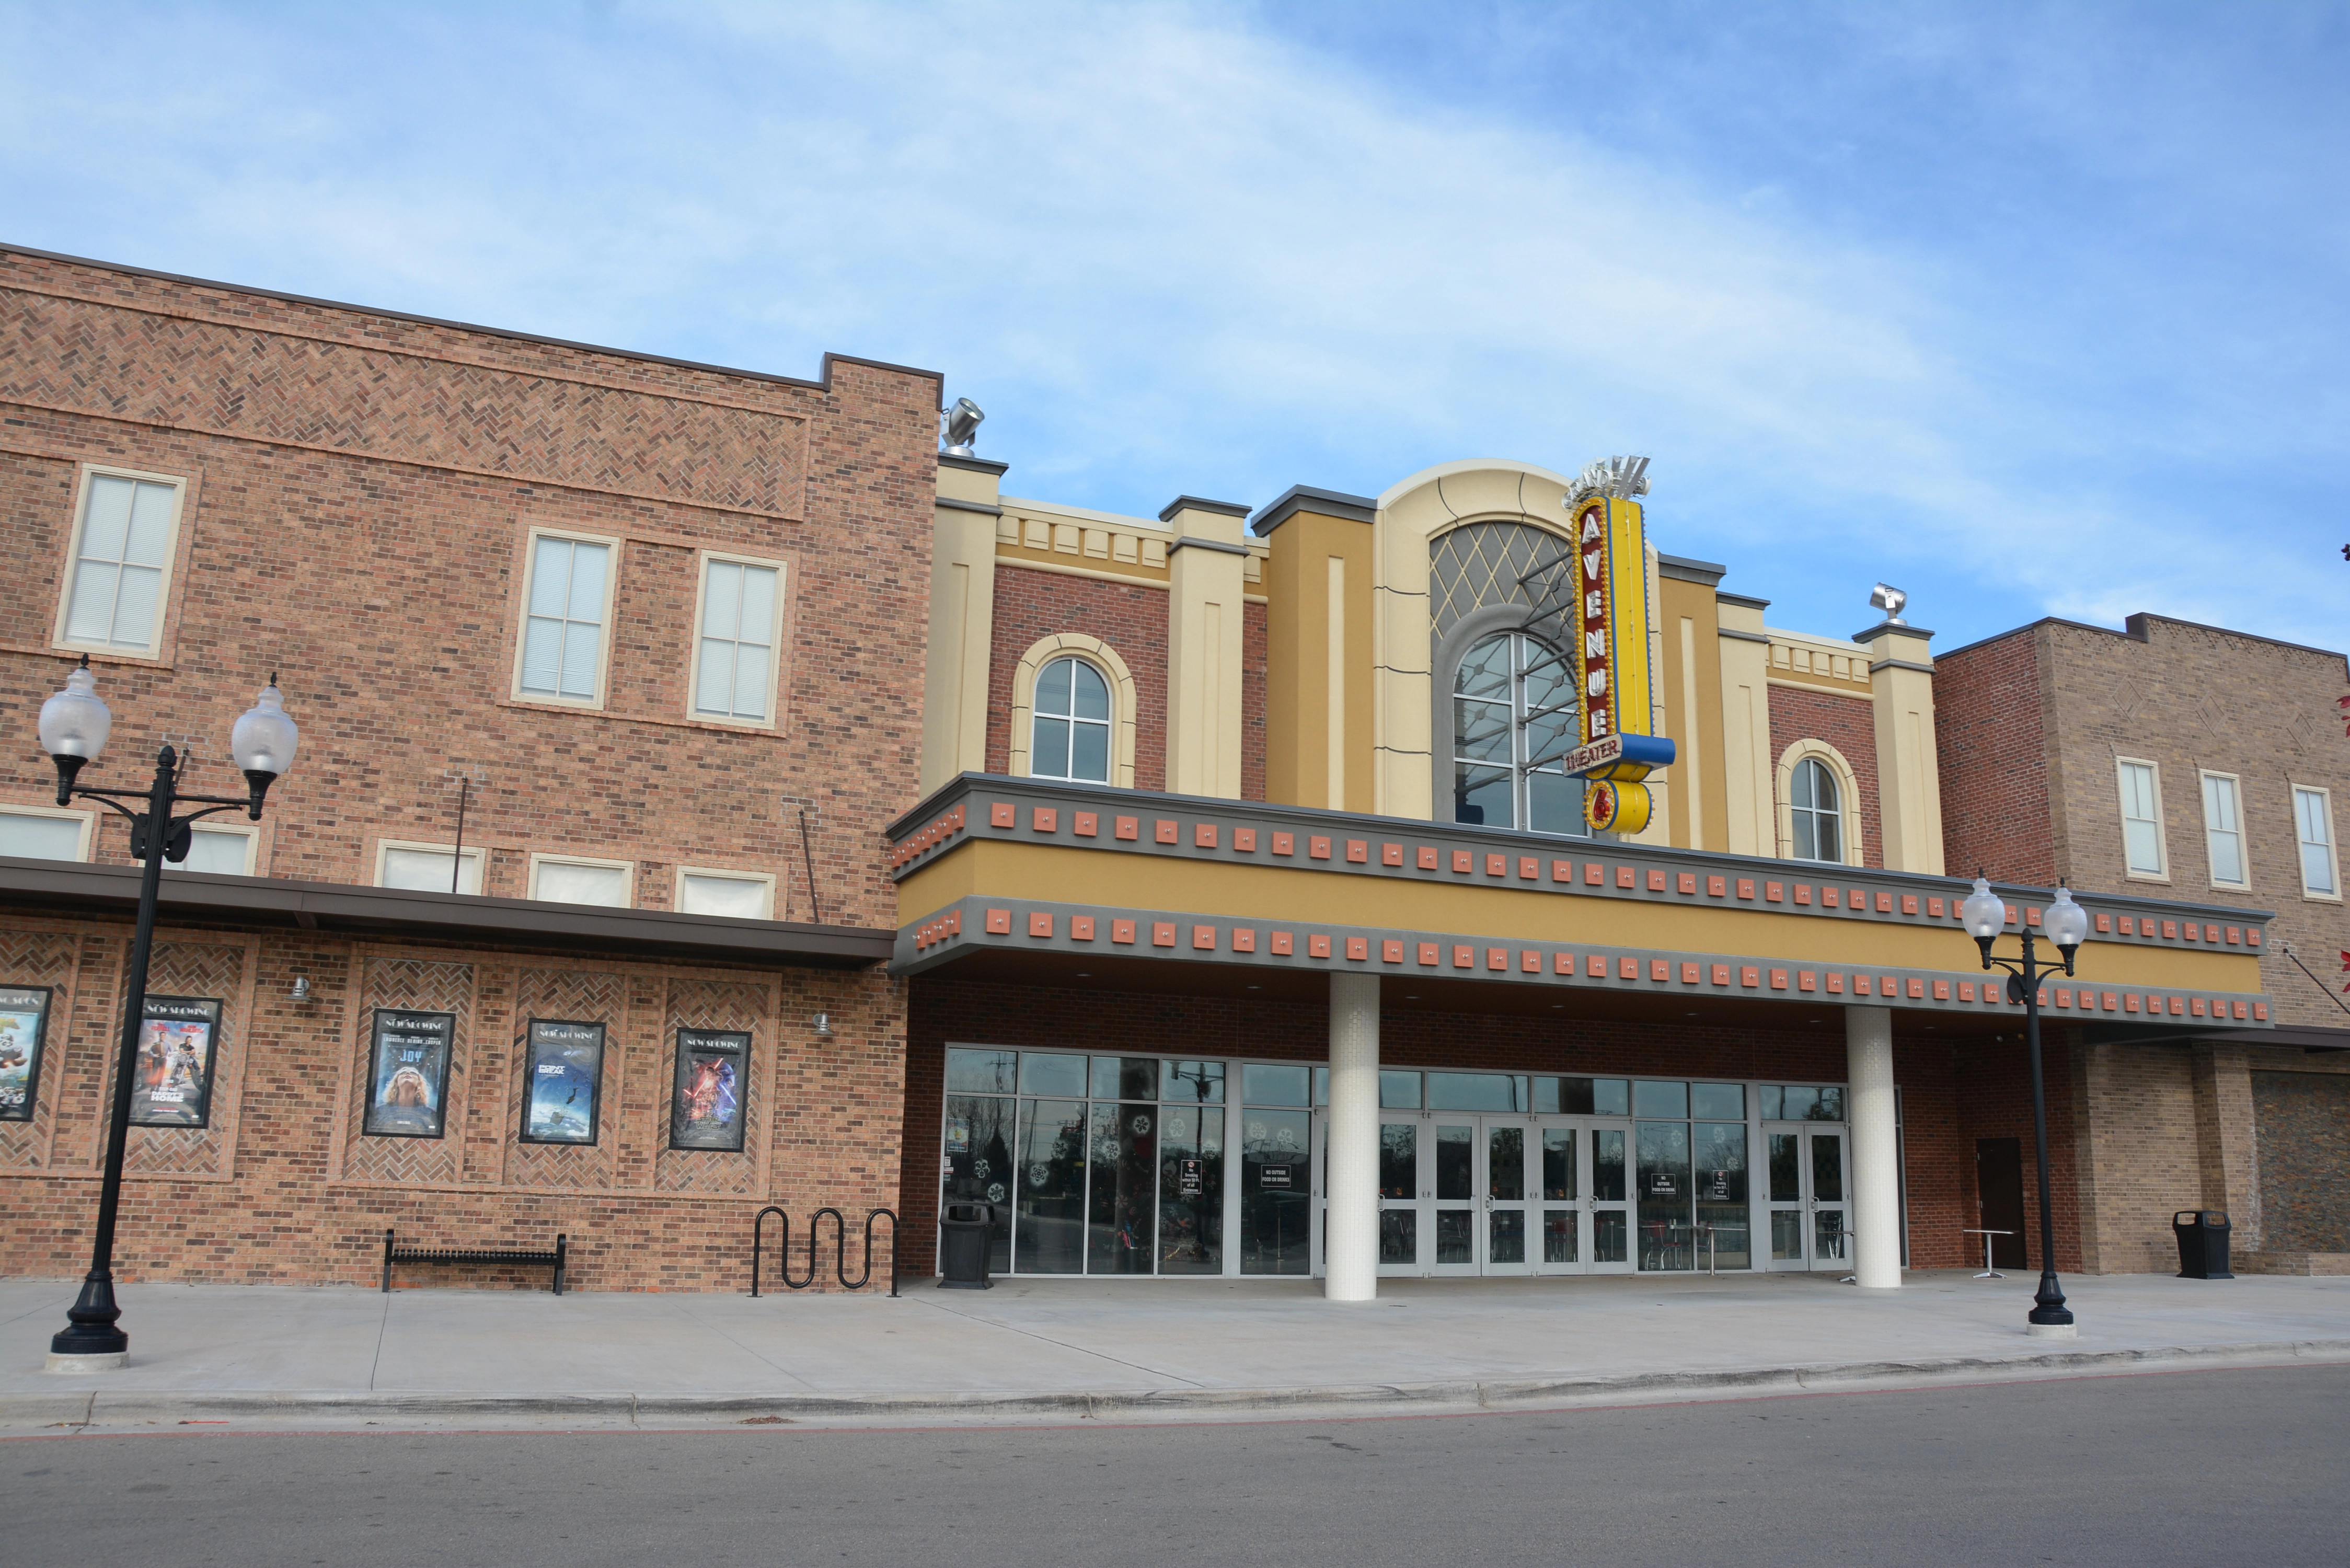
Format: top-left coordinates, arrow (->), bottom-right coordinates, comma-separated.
1369,1115 -> 1633,1276
1975,1137 -> 2027,1270
1765,1125 -> 1851,1271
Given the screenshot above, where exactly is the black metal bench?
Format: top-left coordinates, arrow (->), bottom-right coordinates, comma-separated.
381,1228 -> 567,1295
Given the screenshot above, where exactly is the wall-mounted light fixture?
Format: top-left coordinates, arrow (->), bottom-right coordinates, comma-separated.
289,976 -> 312,1003
811,1012 -> 832,1037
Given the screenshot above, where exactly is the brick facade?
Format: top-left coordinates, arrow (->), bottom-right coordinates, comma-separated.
1767,685 -> 1885,870
0,249 -> 937,1289
983,564 -> 1170,790
1931,627 -> 2056,884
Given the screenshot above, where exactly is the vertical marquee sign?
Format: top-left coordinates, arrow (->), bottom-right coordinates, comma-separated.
1556,455 -> 1675,834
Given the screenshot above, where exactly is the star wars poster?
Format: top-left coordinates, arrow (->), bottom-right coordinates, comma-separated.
364,1008 -> 455,1138
669,1027 -> 749,1151
521,1019 -> 604,1145
128,995 -> 221,1129
0,986 -> 51,1122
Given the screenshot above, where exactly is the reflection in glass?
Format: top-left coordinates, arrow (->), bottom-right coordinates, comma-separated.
1543,1209 -> 1577,1264
945,1048 -> 1017,1094
1490,1210 -> 1525,1265
1088,1102 -> 1157,1274
1769,1133 -> 1801,1203
1242,1062 -> 1310,1107
1592,1079 -> 1630,1117
1691,1083 -> 1744,1121
1592,1128 -> 1627,1202
1812,1134 -> 1845,1201
1157,1103 -> 1223,1275
1019,1053 -> 1087,1098
1693,1121 -> 1750,1270
1779,1086 -> 1818,1122
1163,1059 -> 1226,1104
1092,1056 -> 1158,1101
1771,1209 -> 1805,1262
1637,1121 -> 1692,1271
941,1092 -> 1015,1273
1813,1088 -> 1846,1121
1816,1210 -> 1849,1260
1542,1128 -> 1576,1200
1380,1209 -> 1418,1265
1435,1125 -> 1473,1201
1015,1098 -> 1087,1273
1593,1212 -> 1628,1264
1240,1108 -> 1311,1274
1488,1126 -> 1524,1201
1379,1070 -> 1421,1109
1759,1085 -> 1785,1121
1633,1080 -> 1689,1119
1379,1123 -> 1417,1199
1426,1072 -> 1527,1112
1436,1209 -> 1473,1265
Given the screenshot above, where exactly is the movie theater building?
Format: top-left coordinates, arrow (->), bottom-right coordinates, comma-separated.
0,246 -> 932,1289
891,454 -> 2279,1294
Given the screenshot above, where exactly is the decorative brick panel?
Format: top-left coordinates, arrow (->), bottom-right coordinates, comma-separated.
1768,685 -> 1885,869
985,566 -> 1168,790
339,958 -> 477,1187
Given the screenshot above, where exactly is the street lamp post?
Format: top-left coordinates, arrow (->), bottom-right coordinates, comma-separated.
1959,875 -> 2090,1334
37,656 -> 299,1368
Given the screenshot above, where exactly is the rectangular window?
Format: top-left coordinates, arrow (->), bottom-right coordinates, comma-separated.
692,555 -> 785,724
2117,758 -> 2167,878
2296,786 -> 2340,898
675,866 -> 776,919
527,854 -> 633,908
516,532 -> 615,705
2200,771 -> 2247,889
178,822 -> 259,876
0,805 -> 95,862
376,839 -> 485,895
56,468 -> 183,658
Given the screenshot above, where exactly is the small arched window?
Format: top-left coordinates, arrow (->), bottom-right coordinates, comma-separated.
1452,630 -> 1583,835
1031,656 -> 1111,782
1790,756 -> 1843,862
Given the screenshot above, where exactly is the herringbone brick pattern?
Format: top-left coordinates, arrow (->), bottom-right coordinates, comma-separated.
340,958 -> 476,1186
0,930 -> 77,1170
120,941 -> 248,1179
654,977 -> 769,1196
504,966 -> 627,1191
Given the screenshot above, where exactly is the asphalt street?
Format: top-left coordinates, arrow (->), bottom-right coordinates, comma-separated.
4,1363 -> 2343,1567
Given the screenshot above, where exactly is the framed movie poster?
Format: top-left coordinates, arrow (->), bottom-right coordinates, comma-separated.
0,985 -> 51,1122
129,995 -> 223,1129
670,1028 -> 750,1151
364,1009 -> 455,1138
520,1019 -> 604,1145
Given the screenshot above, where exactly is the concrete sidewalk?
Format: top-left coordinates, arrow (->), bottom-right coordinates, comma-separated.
4,1270 -> 2346,1431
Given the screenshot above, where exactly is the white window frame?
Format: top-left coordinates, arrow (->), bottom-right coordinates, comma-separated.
2291,783 -> 2342,902
526,851 -> 636,908
2115,755 -> 2170,882
2198,769 -> 2250,891
510,526 -> 621,710
0,801 -> 98,862
674,864 -> 778,920
1029,653 -> 1118,785
179,820 -> 261,877
51,464 -> 188,661
685,549 -> 789,729
373,837 -> 487,895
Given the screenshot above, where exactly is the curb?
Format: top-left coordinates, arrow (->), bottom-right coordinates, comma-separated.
9,1338 -> 2350,1430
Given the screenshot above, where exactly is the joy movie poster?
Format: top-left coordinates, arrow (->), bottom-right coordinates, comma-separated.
521,1019 -> 605,1145
0,986 -> 51,1122
129,996 -> 222,1128
670,1028 -> 750,1151
364,1009 -> 455,1138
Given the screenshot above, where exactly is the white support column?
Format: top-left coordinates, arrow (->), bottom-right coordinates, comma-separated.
1846,1005 -> 1902,1289
1324,972 -> 1380,1302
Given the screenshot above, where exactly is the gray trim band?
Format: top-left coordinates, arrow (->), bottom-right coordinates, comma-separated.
1718,628 -> 1772,644
1252,485 -> 1379,533
1166,536 -> 1252,557
1158,495 -> 1252,522
1869,659 -> 1937,676
1656,553 -> 1728,586
936,497 -> 1004,516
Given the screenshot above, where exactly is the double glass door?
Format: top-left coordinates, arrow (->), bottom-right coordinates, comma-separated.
1374,1116 -> 1631,1276
1765,1125 -> 1851,1271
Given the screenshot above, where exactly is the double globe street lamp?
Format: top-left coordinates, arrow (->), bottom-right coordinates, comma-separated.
36,655 -> 299,1368
1960,874 -> 2091,1335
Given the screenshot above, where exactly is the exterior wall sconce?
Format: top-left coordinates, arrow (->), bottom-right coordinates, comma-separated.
812,1013 -> 832,1037
290,976 -> 312,1003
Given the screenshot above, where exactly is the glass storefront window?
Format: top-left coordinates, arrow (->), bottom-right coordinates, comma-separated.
1087,1101 -> 1157,1274
1379,1070 -> 1422,1109
1691,1082 -> 1744,1120
1379,1123 -> 1417,1199
1242,1062 -> 1310,1107
1426,1071 -> 1528,1111
1694,1121 -> 1750,1269
1632,1080 -> 1688,1119
1636,1120 -> 1692,1271
1019,1052 -> 1087,1097
941,1091 -> 1015,1272
1091,1056 -> 1158,1101
1015,1098 -> 1088,1273
1765,1085 -> 1847,1122
946,1048 -> 1017,1094
1157,1102 -> 1223,1273
1240,1108 -> 1311,1273
1162,1060 -> 1225,1103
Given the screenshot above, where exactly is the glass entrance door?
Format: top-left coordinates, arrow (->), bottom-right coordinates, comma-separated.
1528,1119 -> 1632,1274
1482,1121 -> 1532,1276
1431,1121 -> 1478,1275
1377,1118 -> 1421,1276
1766,1125 -> 1851,1271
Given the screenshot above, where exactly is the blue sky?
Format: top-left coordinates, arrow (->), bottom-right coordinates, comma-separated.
3,1 -> 2344,653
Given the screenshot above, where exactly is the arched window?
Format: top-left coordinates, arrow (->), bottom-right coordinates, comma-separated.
1790,757 -> 1842,862
1452,630 -> 1582,834
1030,656 -> 1111,782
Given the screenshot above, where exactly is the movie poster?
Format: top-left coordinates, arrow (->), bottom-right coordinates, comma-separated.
670,1027 -> 750,1151
521,1019 -> 604,1145
0,986 -> 51,1122
364,1009 -> 455,1138
129,996 -> 222,1129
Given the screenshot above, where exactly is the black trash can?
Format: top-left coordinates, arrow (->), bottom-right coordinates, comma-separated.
2174,1210 -> 2234,1279
937,1201 -> 995,1290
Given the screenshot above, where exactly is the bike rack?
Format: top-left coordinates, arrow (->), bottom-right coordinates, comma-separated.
750,1205 -> 900,1298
